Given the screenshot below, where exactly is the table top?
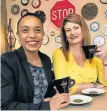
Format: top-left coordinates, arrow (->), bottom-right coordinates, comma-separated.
60,87 -> 107,110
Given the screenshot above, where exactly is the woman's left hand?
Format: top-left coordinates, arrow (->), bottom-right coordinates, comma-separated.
95,47 -> 107,64
96,83 -> 104,88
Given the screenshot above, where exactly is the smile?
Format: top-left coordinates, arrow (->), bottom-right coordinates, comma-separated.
27,41 -> 38,45
71,36 -> 78,39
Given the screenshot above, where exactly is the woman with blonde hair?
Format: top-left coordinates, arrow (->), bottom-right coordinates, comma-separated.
52,13 -> 107,93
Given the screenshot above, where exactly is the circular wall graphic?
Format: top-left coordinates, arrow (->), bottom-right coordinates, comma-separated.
81,3 -> 98,20
21,9 -> 29,17
42,35 -> 49,45
55,36 -> 61,43
21,0 -> 29,6
102,24 -> 107,36
90,22 -> 100,32
11,4 -> 20,15
50,31 -> 55,36
32,0 -> 41,8
100,0 -> 107,4
104,9 -> 107,19
93,35 -> 105,47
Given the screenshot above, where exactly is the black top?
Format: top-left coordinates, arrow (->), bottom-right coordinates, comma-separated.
1,46 -> 55,110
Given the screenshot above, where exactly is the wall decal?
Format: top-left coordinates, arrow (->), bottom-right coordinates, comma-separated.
93,35 -> 105,46
11,4 -> 20,15
102,24 -> 107,36
104,9 -> 107,19
21,9 -> 29,16
100,0 -> 107,4
90,22 -> 100,32
32,0 -> 41,8
42,34 -> 49,45
50,0 -> 75,29
50,31 -> 55,36
21,0 -> 29,6
81,3 -> 98,20
55,36 -> 61,43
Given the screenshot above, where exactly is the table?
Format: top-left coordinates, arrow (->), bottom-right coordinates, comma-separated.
60,88 -> 107,110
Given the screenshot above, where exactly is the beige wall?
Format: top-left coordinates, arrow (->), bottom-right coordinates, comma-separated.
5,0 -> 107,59
1,0 -> 8,54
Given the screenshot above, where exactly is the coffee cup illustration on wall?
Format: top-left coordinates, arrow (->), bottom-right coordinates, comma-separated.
82,45 -> 97,59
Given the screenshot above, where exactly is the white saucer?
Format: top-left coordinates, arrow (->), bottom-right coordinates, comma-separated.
81,88 -> 105,96
69,95 -> 93,105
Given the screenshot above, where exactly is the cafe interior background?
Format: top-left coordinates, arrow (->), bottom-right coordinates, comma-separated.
1,0 -> 107,60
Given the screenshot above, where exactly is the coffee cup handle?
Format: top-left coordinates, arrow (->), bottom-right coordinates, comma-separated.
95,45 -> 98,50
69,79 -> 75,88
95,45 -> 100,54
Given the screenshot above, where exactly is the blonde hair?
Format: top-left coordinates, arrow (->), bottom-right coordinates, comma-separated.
60,13 -> 91,61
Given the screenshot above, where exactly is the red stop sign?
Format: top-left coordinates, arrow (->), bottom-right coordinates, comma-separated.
50,0 -> 75,29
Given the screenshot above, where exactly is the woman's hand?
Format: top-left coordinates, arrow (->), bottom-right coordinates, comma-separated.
49,93 -> 69,110
92,82 -> 104,88
95,47 -> 107,64
96,83 -> 104,88
44,97 -> 51,102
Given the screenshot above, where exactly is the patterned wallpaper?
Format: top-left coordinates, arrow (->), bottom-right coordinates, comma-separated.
6,0 -> 107,59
